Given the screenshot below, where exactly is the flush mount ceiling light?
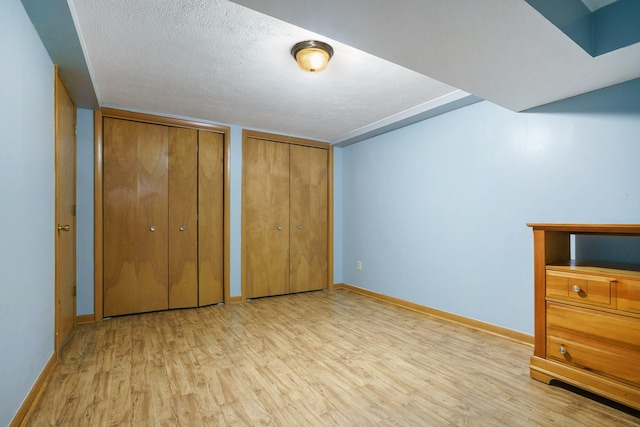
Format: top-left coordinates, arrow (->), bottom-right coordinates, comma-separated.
291,40 -> 334,73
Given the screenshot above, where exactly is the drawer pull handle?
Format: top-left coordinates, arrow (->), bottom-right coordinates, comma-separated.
559,346 -> 567,355
572,285 -> 581,293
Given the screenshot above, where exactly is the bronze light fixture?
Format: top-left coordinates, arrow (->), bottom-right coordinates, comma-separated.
291,40 -> 334,73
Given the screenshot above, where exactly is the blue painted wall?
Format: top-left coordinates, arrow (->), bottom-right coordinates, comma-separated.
0,0 -> 55,424
229,125 -> 243,297
76,109 -> 94,315
333,148 -> 343,283
339,80 -> 640,335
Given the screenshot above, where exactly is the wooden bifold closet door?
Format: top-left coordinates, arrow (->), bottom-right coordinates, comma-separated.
103,118 -> 169,316
289,144 -> 328,293
103,117 -> 223,317
243,133 -> 328,299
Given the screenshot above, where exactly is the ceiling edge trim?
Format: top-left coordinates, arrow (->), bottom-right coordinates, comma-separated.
21,0 -> 98,109
331,91 -> 482,147
66,0 -> 101,107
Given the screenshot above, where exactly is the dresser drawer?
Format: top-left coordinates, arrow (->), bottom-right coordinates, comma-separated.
618,279 -> 640,316
546,302 -> 640,385
546,270 -> 615,309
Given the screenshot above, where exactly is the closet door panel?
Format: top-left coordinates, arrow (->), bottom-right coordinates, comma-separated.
198,130 -> 224,306
243,138 -> 290,298
168,127 -> 198,309
308,147 -> 329,290
103,118 -> 137,316
104,119 -> 169,316
136,123 -> 169,312
290,145 -> 328,293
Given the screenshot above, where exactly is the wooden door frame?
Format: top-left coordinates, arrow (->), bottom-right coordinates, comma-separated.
241,129 -> 334,301
94,108 -> 230,320
54,67 -> 76,354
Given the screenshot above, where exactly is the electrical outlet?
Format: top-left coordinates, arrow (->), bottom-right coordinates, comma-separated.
357,261 -> 362,271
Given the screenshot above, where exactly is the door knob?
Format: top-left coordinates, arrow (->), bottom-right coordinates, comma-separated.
277,225 -> 282,230
149,226 -> 156,232
57,224 -> 70,232
179,225 -> 186,231
297,225 -> 303,230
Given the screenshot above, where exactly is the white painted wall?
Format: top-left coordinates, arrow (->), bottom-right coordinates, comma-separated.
339,81 -> 640,335
0,0 -> 55,424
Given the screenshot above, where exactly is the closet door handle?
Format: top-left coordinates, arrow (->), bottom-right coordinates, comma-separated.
179,225 -> 186,231
149,226 -> 156,232
297,225 -> 303,230
277,225 -> 282,230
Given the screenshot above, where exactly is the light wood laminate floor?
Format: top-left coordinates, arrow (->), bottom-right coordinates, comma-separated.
27,289 -> 640,426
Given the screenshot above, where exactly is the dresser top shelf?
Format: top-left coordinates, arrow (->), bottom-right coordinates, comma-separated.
547,261 -> 640,279
527,223 -> 640,234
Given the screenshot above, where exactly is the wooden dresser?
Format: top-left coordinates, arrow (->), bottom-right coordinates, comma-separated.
527,224 -> 640,410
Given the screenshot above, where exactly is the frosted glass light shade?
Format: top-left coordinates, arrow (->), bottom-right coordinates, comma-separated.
291,41 -> 333,73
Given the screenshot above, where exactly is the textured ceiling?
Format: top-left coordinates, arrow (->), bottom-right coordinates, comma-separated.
68,0 -> 463,143
27,0 -> 640,144
234,0 -> 640,114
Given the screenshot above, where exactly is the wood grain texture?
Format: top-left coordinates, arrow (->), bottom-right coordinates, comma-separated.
528,231 -> 556,357
168,127 -> 198,309
54,69 -> 77,356
96,109 -> 230,317
75,314 -> 95,325
242,130 -> 330,300
243,129 -> 330,149
198,130 -> 224,306
527,223 -> 640,234
619,279 -> 640,315
289,145 -> 328,293
529,224 -> 640,411
103,118 -> 168,316
94,110 -> 104,321
530,355 -> 640,410
547,302 -> 640,387
101,108 -> 230,133
546,271 -> 615,309
136,122 -> 169,313
25,290 -> 640,426
546,268 -> 640,320
336,283 -> 534,344
242,137 -> 290,298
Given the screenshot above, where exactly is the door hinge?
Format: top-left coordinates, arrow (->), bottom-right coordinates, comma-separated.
74,125 -> 78,136
72,204 -> 76,216
73,285 -> 77,297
